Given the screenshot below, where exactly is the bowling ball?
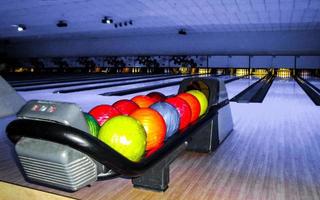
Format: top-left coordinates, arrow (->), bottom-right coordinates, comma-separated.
98,115 -> 146,162
147,92 -> 166,102
89,105 -> 121,126
131,95 -> 157,108
187,90 -> 208,116
83,112 -> 100,137
165,96 -> 191,130
130,108 -> 166,151
177,93 -> 200,123
112,99 -> 139,115
150,102 -> 179,139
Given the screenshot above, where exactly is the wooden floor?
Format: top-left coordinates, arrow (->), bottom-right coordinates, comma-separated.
0,181 -> 75,200
1,78 -> 320,200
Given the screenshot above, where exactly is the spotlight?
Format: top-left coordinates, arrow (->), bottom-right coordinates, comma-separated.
106,18 -> 113,24
17,24 -> 26,32
101,16 -> 113,24
112,20 -> 133,28
56,20 -> 68,28
178,29 -> 187,35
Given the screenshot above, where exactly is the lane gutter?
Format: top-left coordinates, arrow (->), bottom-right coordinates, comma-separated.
231,74 -> 275,103
294,76 -> 320,106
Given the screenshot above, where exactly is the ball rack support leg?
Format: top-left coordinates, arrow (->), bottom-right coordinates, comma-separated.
132,143 -> 186,191
186,116 -> 219,153
132,160 -> 170,191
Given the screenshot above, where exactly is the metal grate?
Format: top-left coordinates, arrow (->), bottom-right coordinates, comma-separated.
16,138 -> 98,191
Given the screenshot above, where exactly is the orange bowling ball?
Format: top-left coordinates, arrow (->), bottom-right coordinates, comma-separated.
130,108 -> 166,151
131,95 -> 157,108
177,93 -> 201,123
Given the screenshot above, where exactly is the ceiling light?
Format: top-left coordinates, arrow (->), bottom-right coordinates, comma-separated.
56,20 -> 68,28
178,29 -> 187,35
14,24 -> 26,32
102,16 -> 113,24
106,18 -> 113,24
112,20 -> 133,28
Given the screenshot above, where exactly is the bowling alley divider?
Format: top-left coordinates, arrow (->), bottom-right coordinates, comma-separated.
6,77 -> 233,192
0,76 -> 25,118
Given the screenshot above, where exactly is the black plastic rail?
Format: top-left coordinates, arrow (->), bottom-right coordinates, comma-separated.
294,76 -> 320,106
6,100 -> 227,177
54,74 -> 194,94
231,74 -> 274,103
16,74 -> 173,92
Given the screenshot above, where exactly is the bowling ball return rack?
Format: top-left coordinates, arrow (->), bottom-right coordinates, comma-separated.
6,77 -> 233,192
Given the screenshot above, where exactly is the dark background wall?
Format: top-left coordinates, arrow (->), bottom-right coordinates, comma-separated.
4,30 -> 320,58
0,41 -> 5,56
2,30 -> 320,69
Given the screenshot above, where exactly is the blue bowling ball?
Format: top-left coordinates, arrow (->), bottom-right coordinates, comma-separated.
150,102 -> 180,139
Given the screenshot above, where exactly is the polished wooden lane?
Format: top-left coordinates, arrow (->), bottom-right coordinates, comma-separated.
1,78 -> 320,200
0,181 -> 75,200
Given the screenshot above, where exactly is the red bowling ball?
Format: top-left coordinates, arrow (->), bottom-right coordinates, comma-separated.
165,96 -> 192,130
177,93 -> 201,123
89,105 -> 121,126
131,95 -> 157,108
147,92 -> 166,102
112,99 -> 139,115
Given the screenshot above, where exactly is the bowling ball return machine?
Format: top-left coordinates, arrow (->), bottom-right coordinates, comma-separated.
6,77 -> 233,192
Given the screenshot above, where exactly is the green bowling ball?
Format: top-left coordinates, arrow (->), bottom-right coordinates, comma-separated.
84,112 -> 100,137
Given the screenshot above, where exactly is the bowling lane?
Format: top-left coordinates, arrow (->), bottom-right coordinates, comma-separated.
18,74 -> 228,112
224,75 -> 260,99
9,73 -> 116,87
15,73 -> 168,91
5,73 -> 105,83
216,75 -> 237,80
19,90 -> 123,113
19,74 -> 200,111
263,77 -> 313,103
109,74 -> 236,98
63,74 -> 200,95
18,74 -> 191,94
118,75 -> 239,99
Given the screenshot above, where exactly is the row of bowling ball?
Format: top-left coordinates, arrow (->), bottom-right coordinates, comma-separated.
83,90 -> 208,162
